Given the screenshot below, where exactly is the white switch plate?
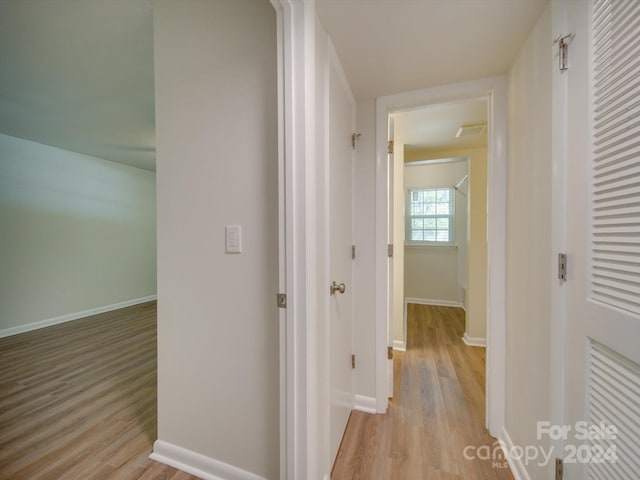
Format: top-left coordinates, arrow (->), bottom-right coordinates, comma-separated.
225,225 -> 242,253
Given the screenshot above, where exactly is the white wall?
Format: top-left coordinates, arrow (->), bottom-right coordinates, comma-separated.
152,1 -> 279,478
0,133 -> 156,335
505,3 -> 553,479
403,160 -> 468,304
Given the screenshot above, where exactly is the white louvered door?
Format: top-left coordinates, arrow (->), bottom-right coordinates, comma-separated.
563,0 -> 640,478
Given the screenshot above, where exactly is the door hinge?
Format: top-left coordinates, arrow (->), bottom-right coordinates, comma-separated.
351,354 -> 356,369
387,346 -> 394,360
387,243 -> 394,258
387,140 -> 394,154
553,33 -> 574,72
558,253 -> 567,282
277,293 -> 287,309
555,458 -> 563,480
352,133 -> 361,150
352,245 -> 356,260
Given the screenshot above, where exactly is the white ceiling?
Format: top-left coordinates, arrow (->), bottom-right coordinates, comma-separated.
393,98 -> 488,154
317,0 -> 549,100
0,0 -> 155,171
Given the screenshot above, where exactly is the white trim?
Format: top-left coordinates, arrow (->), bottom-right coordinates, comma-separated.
499,428 -> 531,480
392,340 -> 406,351
462,332 -> 486,347
0,295 -> 157,339
150,440 -> 267,480
353,395 -> 377,414
269,1 -> 312,479
375,75 -> 507,435
549,0 -> 568,463
269,2 -> 287,479
405,297 -> 464,308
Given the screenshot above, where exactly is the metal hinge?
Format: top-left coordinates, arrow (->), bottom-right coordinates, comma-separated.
351,354 -> 356,369
553,33 -> 574,72
387,243 -> 393,258
277,293 -> 287,309
352,133 -> 361,150
387,140 -> 394,154
558,253 -> 567,282
387,346 -> 394,360
352,245 -> 356,260
555,458 -> 563,480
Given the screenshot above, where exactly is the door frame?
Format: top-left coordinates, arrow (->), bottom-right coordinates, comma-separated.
270,0 -> 317,479
374,76 -> 508,436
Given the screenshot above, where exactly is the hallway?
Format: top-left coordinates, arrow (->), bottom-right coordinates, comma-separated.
332,304 -> 514,479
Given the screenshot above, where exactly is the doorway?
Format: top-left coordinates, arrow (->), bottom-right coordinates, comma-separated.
390,98 -> 487,354
374,76 -> 508,437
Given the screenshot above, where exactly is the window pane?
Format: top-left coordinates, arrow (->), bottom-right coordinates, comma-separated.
436,202 -> 450,215
412,230 -> 423,241
425,230 -> 436,241
425,202 -> 436,215
437,218 -> 449,229
424,217 -> 436,229
436,189 -> 449,202
425,190 -> 436,203
436,230 -> 449,242
412,218 -> 423,229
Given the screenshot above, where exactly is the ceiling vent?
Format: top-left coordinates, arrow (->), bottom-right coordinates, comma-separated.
455,123 -> 487,138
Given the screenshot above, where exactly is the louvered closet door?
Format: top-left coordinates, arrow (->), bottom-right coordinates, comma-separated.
563,0 -> 640,478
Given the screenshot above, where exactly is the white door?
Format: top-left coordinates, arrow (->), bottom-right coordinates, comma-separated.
387,118 -> 395,399
328,53 -> 354,464
563,0 -> 640,478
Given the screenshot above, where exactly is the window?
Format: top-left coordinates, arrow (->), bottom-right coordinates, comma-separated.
406,187 -> 454,243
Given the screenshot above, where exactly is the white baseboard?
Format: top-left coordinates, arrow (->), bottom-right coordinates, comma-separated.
0,295 -> 157,339
405,297 -> 464,308
393,340 -> 406,351
150,440 -> 267,480
462,332 -> 486,347
499,427 -> 530,480
354,394 -> 377,414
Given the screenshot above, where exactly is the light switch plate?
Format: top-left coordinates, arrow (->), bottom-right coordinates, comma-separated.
225,225 -> 242,253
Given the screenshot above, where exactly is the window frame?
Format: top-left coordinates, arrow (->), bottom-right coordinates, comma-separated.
405,185 -> 455,246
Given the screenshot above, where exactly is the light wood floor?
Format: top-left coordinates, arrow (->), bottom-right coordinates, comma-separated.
0,301 -> 199,480
332,304 -> 515,480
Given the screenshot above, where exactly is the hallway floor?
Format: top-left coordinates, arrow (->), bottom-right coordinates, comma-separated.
332,304 -> 515,479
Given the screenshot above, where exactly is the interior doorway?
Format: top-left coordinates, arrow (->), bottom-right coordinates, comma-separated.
374,76 -> 508,437
390,98 -> 488,355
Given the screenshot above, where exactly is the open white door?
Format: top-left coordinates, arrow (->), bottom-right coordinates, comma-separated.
387,117 -> 395,399
563,0 -> 640,478
328,49 -> 355,465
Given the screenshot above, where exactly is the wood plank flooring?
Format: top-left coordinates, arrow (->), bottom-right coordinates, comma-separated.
0,301 -> 199,480
332,304 -> 515,480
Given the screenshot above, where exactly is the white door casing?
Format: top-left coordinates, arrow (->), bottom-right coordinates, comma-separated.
375,77 -> 508,437
562,1 -> 640,478
328,43 -> 356,466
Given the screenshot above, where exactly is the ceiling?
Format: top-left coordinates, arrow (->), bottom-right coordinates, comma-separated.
393,98 -> 488,155
317,0 -> 549,100
0,0 -> 155,171
0,0 -> 547,172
